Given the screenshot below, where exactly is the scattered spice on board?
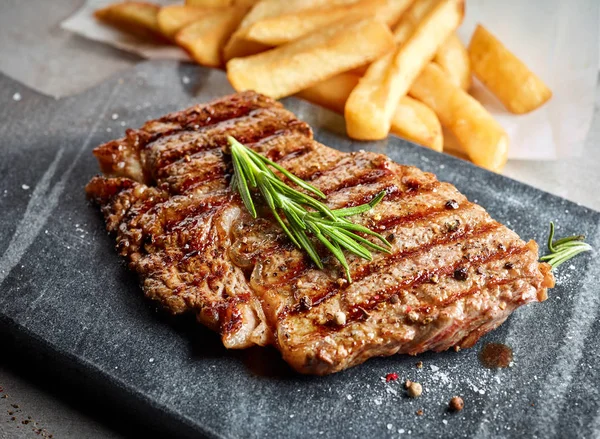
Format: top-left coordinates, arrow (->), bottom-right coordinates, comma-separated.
449,396 -> 464,412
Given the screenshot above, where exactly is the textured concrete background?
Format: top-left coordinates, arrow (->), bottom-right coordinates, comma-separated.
0,1 -> 598,438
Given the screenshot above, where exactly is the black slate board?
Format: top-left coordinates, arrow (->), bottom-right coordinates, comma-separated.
1,61 -> 599,439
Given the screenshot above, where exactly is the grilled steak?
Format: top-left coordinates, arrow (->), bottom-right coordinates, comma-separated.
86,91 -> 554,375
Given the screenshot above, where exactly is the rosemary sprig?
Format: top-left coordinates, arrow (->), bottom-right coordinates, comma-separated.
540,222 -> 592,269
227,136 -> 391,282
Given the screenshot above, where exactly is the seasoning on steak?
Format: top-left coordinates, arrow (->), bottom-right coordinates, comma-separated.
85,91 -> 555,375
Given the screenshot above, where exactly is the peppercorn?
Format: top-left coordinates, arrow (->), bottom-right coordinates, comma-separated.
453,267 -> 468,281
504,262 -> 514,269
449,396 -> 464,412
407,382 -> 423,398
390,294 -> 399,304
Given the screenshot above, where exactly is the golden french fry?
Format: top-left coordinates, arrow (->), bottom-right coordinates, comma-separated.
376,0 -> 420,30
345,0 -> 464,140
391,96 -> 443,152
297,73 -> 442,151
223,0 -> 359,60
391,0 -> 439,44
185,0 -> 258,5
95,2 -> 168,43
440,127 -> 469,160
227,18 -> 394,99
185,0 -> 233,6
345,0 -> 436,76
434,33 -> 470,89
469,24 -> 552,114
243,0 -> 392,46
157,5 -> 213,39
409,63 -> 508,172
296,73 -> 359,114
176,7 -> 247,67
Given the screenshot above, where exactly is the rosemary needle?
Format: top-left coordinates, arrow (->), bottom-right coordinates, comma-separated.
540,222 -> 592,269
227,136 -> 391,282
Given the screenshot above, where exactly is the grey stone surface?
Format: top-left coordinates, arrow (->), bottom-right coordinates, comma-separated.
0,61 -> 599,439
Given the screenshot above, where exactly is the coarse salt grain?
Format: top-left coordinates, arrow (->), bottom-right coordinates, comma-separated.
111,113 -> 119,120
346,394 -> 352,400
387,424 -> 393,430
21,184 -> 30,190
13,92 -> 22,101
182,76 -> 191,84
149,358 -> 155,363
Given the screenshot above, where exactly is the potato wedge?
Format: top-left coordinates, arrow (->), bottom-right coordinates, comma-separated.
345,0 -> 464,140
95,2 -> 167,43
157,5 -> 213,39
409,63 -> 508,172
391,96 -> 443,152
297,73 -> 442,151
242,0 -> 389,46
227,18 -> 394,99
434,33 -> 470,89
468,24 -> 552,114
176,7 -> 247,67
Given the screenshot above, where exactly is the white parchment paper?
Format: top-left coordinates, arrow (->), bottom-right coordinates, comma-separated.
61,0 -> 599,160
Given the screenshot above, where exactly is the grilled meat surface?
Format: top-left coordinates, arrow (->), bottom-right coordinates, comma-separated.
86,91 -> 554,374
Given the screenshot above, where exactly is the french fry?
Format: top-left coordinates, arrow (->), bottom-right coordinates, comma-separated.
296,73 -> 359,114
95,2 -> 167,43
468,24 -> 552,114
242,0 -> 389,46
227,18 -> 394,99
297,73 -> 443,151
185,0 -> 233,6
157,5 -> 212,39
391,96 -> 443,152
176,7 -> 247,67
391,0 -> 439,44
223,0 -> 359,60
434,33 -> 470,89
375,0 -> 420,30
186,0 -> 258,5
223,0 -> 302,60
440,127 -> 469,160
409,63 -> 508,172
345,0 -> 464,140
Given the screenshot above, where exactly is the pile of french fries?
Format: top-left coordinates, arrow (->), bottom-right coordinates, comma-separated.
95,0 -> 552,172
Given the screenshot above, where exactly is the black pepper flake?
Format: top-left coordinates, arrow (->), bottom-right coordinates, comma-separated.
445,199 -> 459,210
504,262 -> 514,269
387,233 -> 395,243
453,267 -> 468,281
